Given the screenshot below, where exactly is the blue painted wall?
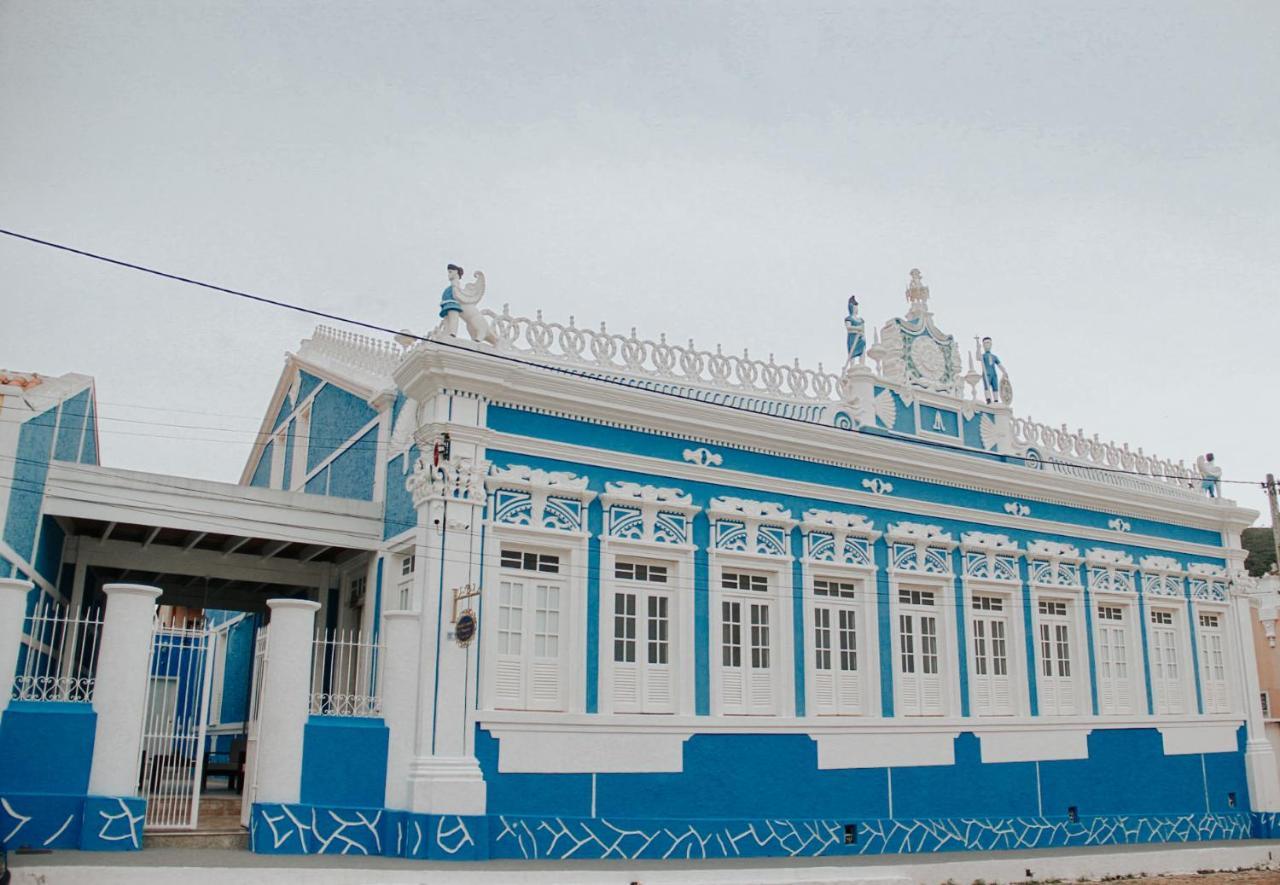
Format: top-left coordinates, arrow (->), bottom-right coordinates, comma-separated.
329,427 -> 377,501
250,441 -> 273,488
53,390 -> 90,462
220,618 -> 255,724
306,385 -> 377,473
300,716 -> 389,808
0,702 -> 96,794
3,405 -> 57,566
383,448 -> 419,539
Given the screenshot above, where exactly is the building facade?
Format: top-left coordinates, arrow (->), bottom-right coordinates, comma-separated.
0,269 -> 1277,860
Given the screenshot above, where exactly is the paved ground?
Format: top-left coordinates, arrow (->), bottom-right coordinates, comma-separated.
1096,873 -> 1280,884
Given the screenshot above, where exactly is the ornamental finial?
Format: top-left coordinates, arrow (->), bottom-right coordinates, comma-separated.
905,268 -> 930,317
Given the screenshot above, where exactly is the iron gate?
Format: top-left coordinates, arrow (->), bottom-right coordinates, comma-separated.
137,616 -> 216,830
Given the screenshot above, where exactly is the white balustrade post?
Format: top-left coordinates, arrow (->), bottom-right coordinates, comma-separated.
381,610 -> 421,809
253,598 -> 320,805
0,578 -> 33,718
88,583 -> 162,796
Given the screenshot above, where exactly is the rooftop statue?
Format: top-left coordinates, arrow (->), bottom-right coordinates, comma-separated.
1196,452 -> 1222,499
437,263 -> 498,345
844,295 -> 866,367
976,336 -> 1012,405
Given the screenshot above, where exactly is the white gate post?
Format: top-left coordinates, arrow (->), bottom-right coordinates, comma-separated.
88,583 -> 162,796
381,610 -> 421,809
0,578 -> 33,717
254,598 -> 320,805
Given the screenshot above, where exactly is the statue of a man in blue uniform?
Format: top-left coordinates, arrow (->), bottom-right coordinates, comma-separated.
437,263 -> 497,344
979,336 -> 1009,404
844,295 -> 866,366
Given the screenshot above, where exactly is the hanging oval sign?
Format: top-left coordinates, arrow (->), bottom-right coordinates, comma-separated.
455,609 -> 477,647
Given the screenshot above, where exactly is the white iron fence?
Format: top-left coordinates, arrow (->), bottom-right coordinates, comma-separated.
11,602 -> 104,702
241,625 -> 268,828
310,627 -> 381,717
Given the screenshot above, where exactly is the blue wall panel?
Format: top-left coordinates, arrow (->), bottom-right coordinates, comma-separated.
297,371 -> 322,405
249,441 -> 273,488
53,390 -> 90,462
1039,728 -> 1205,816
306,384 -> 377,473
383,448 -> 418,539
329,427 -> 378,501
79,398 -> 98,465
220,618 -> 255,723
4,405 -> 57,563
305,466 -> 329,495
0,702 -> 96,794
33,516 -> 65,587
300,716 -> 389,808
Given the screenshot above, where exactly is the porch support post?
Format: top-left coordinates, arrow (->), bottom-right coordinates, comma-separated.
88,583 -> 162,796
0,578 -> 33,717
381,609 -> 421,809
254,598 -> 320,805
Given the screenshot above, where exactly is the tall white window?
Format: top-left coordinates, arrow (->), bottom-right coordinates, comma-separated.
897,587 -> 943,716
396,554 -> 415,611
1035,598 -> 1077,716
1148,608 -> 1185,715
810,577 -> 863,715
1198,611 -> 1230,713
969,594 -> 1012,716
492,547 -> 565,711
1095,604 -> 1135,715
718,570 -> 776,715
610,559 -> 674,714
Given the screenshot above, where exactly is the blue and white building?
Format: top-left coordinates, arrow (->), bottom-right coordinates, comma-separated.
0,268 -> 1277,860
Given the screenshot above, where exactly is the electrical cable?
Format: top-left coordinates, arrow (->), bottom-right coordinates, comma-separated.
1,226 -> 1256,488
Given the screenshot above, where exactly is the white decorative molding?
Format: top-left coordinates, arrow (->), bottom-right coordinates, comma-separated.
602,481 -> 699,546
1002,501 -> 1031,517
802,509 -> 880,568
708,496 -> 796,557
960,532 -> 1021,582
681,447 -> 723,467
886,522 -> 955,547
1139,555 -> 1182,574
814,730 -> 956,770
408,456 -> 489,508
886,522 -> 955,575
1187,563 -> 1230,603
1086,548 -> 1136,568
1085,548 -> 1137,595
861,477 -> 894,496
1107,518 -> 1132,533
1140,552 -> 1186,598
1027,540 -> 1083,587
978,729 -> 1090,763
486,464 -> 596,533
297,325 -> 403,389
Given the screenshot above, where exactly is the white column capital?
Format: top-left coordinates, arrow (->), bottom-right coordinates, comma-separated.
267,598 -> 321,614
0,577 -> 34,595
100,583 -> 163,601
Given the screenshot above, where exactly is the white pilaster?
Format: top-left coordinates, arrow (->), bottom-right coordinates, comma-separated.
1233,593 -> 1280,810
381,609 -> 421,810
403,391 -> 488,815
0,578 -> 33,717
88,583 -> 162,796
254,598 -> 320,805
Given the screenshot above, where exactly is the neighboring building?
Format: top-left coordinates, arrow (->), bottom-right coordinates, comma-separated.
0,269 -> 1277,860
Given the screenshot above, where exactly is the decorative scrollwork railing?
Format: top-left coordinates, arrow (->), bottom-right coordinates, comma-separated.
483,305 -> 841,403
300,326 -> 404,380
11,602 -> 103,702
1012,416 -> 1201,498
310,627 -> 381,717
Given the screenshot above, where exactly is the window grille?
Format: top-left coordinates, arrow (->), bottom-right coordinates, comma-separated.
814,578 -> 857,598
310,628 -> 381,717
11,602 -> 103,702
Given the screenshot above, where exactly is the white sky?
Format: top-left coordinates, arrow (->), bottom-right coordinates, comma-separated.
1,2 -> 1277,520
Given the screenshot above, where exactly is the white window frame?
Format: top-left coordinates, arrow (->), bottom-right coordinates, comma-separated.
1029,590 -> 1086,718
1145,603 -> 1192,716
480,525 -> 587,714
710,552 -> 793,717
269,427 -> 287,489
1091,594 -> 1141,716
1194,602 -> 1234,715
964,584 -> 1025,717
889,576 -> 955,717
598,537 -> 694,715
803,565 -> 878,717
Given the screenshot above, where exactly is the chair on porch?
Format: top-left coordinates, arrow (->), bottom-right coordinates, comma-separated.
202,736 -> 247,793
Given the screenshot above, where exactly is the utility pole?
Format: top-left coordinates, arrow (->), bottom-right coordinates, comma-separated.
1267,474 -> 1280,576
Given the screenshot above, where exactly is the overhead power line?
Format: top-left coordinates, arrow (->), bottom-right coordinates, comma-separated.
0,226 -> 1263,489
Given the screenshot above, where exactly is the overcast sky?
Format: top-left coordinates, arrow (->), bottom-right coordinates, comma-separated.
1,2 -> 1277,520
